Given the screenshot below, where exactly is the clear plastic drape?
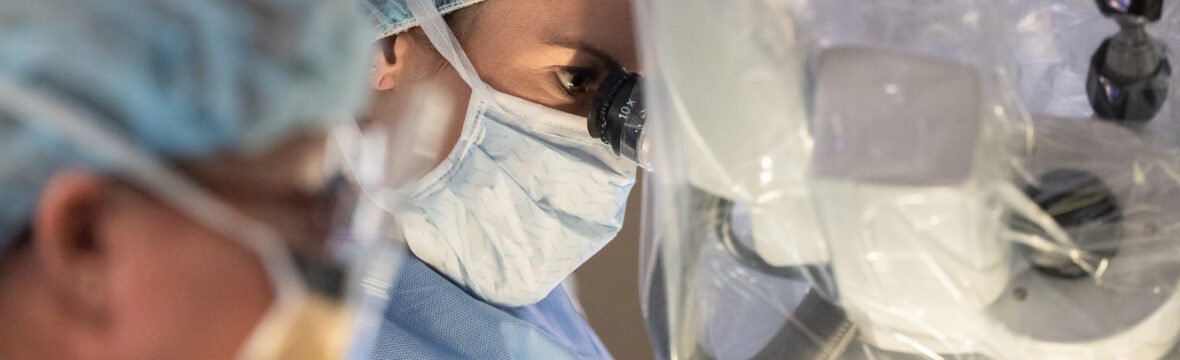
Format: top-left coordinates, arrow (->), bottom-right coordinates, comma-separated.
637,0 -> 1180,359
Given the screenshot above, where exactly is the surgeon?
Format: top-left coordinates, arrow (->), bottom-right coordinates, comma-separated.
357,0 -> 640,358
0,0 -> 375,359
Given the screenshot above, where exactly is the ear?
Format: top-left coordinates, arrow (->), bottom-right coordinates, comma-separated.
371,35 -> 407,91
31,170 -> 112,328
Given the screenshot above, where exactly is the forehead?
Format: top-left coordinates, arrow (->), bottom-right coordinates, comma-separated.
465,0 -> 639,70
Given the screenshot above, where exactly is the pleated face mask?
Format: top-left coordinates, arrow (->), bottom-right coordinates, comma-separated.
392,0 -> 637,307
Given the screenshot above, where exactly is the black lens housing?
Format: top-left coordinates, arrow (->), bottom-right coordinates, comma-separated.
588,67 -> 646,162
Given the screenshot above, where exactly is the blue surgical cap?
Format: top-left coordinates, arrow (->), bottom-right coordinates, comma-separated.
0,0 -> 372,249
362,0 -> 486,40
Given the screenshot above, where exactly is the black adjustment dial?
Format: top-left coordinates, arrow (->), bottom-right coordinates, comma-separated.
1087,0 -> 1170,123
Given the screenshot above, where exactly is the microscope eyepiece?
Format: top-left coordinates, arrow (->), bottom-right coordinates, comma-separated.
588,67 -> 648,167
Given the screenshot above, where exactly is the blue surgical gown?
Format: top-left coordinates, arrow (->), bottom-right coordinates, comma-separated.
366,252 -> 613,359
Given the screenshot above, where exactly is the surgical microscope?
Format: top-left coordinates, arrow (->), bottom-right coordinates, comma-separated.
627,0 -> 1180,359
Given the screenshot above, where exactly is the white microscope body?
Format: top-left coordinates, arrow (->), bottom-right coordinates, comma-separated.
807,47 -> 1180,359
639,0 -> 1180,358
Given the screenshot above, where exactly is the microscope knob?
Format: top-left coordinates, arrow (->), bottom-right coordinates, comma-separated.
1087,38 -> 1172,123
1095,0 -> 1164,21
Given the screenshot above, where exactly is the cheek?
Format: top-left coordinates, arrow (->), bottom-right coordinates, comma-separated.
438,80 -> 471,167
104,208 -> 272,359
378,64 -> 473,170
421,68 -> 472,169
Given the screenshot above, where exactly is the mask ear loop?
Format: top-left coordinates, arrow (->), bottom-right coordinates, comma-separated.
0,76 -> 332,360
405,0 -> 493,102
0,74 -> 309,306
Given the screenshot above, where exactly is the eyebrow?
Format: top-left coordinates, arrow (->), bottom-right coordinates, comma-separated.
544,38 -> 623,70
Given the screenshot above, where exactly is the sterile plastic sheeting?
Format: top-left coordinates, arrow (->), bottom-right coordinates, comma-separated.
329,83 -> 458,359
637,0 -> 1180,359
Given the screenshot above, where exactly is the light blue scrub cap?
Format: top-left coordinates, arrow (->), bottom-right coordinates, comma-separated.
0,0 -> 372,249
361,0 -> 487,40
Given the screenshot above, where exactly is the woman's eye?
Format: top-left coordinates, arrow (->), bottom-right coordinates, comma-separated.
556,67 -> 598,96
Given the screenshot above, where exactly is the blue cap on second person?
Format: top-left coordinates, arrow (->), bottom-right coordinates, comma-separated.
0,0 -> 373,251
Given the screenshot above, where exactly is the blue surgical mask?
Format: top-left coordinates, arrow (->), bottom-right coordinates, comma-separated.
390,0 -> 637,307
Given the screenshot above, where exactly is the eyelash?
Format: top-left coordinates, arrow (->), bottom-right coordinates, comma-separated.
555,67 -> 599,97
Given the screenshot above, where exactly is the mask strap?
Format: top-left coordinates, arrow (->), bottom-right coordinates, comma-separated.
0,75 -> 307,303
405,0 -> 493,101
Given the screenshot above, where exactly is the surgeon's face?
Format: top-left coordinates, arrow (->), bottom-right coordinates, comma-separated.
364,0 -> 639,165
456,0 -> 640,115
